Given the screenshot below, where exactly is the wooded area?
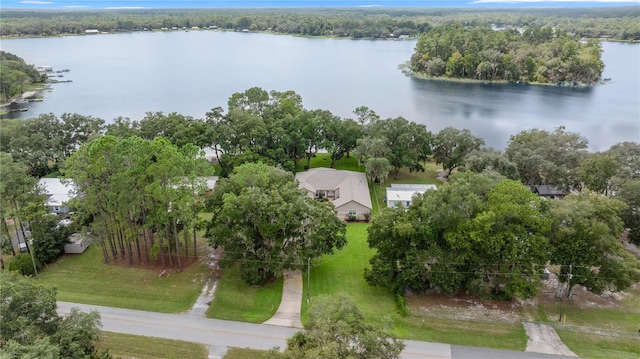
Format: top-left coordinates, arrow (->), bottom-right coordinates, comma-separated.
0,51 -> 45,103
410,23 -> 604,84
1,7 -> 638,40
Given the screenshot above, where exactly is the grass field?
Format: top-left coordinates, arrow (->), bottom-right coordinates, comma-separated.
302,223 -> 395,323
295,153 -> 363,172
556,329 -> 640,359
36,245 -> 208,313
206,263 -> 282,323
223,348 -> 270,359
97,332 -> 208,359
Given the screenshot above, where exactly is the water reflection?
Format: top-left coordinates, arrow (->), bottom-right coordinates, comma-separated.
410,76 -> 607,149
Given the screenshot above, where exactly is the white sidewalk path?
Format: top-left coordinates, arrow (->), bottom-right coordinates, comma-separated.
263,270 -> 303,328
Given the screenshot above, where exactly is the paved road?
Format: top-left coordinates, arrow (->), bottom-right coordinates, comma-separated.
57,302 -> 577,359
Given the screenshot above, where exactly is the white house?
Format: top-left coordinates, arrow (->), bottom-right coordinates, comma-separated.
386,183 -> 437,208
38,178 -> 77,214
295,168 -> 372,221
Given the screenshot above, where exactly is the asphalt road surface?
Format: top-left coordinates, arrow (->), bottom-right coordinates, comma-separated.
57,302 -> 577,359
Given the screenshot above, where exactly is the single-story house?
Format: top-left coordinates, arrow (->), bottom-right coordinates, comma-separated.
530,185 -> 569,199
386,183 -> 437,208
38,178 -> 77,214
295,168 -> 372,221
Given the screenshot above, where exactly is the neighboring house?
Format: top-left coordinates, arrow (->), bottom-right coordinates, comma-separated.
530,185 -> 569,199
386,183 -> 437,208
295,168 -> 372,221
38,178 -> 77,214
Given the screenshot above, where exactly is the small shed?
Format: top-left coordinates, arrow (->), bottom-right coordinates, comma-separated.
386,184 -> 437,208
64,233 -> 91,254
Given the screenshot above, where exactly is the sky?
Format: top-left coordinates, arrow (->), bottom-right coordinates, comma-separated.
3,0 -> 639,9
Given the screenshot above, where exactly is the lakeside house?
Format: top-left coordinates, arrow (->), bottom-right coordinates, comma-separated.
386,183 -> 437,208
295,168 -> 372,221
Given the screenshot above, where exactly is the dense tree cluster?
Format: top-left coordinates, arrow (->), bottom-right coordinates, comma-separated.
0,113 -> 105,177
64,136 -> 212,268
411,23 -> 604,84
1,7 -> 638,40
0,273 -> 111,358
0,51 -> 45,103
205,163 -> 346,285
365,172 -> 640,299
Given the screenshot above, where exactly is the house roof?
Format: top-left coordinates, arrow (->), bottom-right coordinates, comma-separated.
198,176 -> 218,191
531,185 -> 568,197
386,183 -> 437,202
38,178 -> 76,207
295,168 -> 372,210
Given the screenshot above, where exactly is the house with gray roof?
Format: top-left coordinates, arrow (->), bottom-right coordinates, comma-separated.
530,185 -> 569,199
386,183 -> 437,208
295,168 -> 372,221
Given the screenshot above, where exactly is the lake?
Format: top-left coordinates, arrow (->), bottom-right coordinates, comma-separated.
2,31 -> 638,151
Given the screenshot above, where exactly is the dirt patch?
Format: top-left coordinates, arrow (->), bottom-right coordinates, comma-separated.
406,291 -> 525,324
406,274 -> 637,324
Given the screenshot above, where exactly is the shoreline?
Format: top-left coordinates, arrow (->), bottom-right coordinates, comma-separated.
400,63 -> 603,88
2,29 -> 637,43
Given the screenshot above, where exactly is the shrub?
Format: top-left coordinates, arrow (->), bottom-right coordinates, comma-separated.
8,253 -> 41,276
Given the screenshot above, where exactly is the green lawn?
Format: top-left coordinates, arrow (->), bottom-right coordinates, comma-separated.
206,263 -> 282,323
303,223 -> 396,323
36,245 -> 208,313
295,152 -> 363,172
96,332 -> 208,359
224,348 -> 270,359
556,329 -> 640,359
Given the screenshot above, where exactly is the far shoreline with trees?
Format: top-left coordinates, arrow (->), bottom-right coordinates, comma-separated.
410,23 -> 605,85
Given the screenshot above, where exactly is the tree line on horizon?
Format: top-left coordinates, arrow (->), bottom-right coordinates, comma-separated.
1,87 -> 639,300
1,7 -> 638,40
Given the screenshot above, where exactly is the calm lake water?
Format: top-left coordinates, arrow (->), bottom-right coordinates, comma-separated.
2,31 -> 639,151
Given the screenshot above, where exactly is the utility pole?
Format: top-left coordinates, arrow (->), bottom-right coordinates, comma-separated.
26,236 -> 38,277
559,264 -> 572,324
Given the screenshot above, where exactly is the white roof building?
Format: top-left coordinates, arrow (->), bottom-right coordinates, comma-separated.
386,183 -> 437,208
